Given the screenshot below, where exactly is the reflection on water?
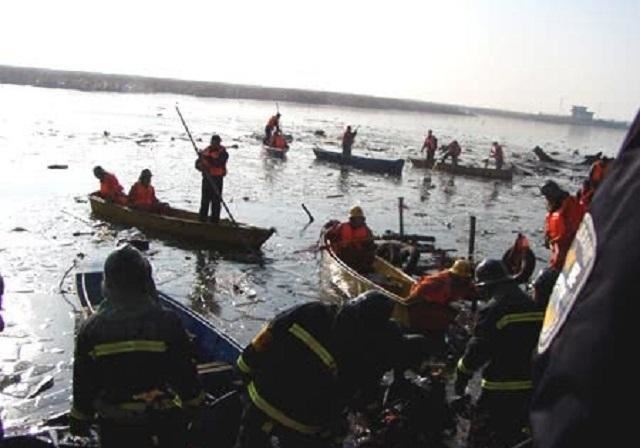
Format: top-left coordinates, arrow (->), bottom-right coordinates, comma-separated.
188,251 -> 221,317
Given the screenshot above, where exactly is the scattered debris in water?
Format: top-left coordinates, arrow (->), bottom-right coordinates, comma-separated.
47,164 -> 68,170
11,227 -> 28,232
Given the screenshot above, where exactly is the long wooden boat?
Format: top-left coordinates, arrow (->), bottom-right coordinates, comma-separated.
3,258 -> 243,447
262,144 -> 288,158
320,233 -> 421,325
313,147 -> 404,176
89,194 -> 275,250
409,157 -> 514,181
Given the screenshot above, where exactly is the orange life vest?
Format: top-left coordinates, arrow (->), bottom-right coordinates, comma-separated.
272,134 -> 288,149
129,182 -> 156,207
201,145 -> 227,177
267,115 -> 279,129
545,195 -> 585,269
100,173 -> 125,200
337,222 -> 371,250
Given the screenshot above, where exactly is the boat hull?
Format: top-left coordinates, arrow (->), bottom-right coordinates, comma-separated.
313,148 -> 404,176
409,158 -> 514,181
89,194 -> 274,250
262,144 -> 288,158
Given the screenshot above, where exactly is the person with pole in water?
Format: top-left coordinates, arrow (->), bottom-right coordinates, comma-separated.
264,113 -> 281,144
342,125 -> 358,157
421,129 -> 438,165
490,141 -> 505,170
69,245 -> 203,447
196,134 -> 229,224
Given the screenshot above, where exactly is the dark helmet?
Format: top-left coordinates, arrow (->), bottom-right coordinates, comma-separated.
210,134 -> 221,144
140,168 -> 152,178
475,258 -> 510,287
532,267 -> 559,304
93,165 -> 105,178
103,245 -> 154,296
345,291 -> 395,327
540,180 -> 564,199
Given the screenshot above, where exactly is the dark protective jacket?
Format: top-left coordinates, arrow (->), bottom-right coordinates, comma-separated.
71,296 -> 203,423
530,111 -> 640,447
457,282 -> 543,392
236,301 -> 407,435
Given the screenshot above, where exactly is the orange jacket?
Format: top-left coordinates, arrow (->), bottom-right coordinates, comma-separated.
199,145 -> 228,177
272,134 -> 288,149
267,115 -> 279,129
128,182 -> 157,207
100,173 -> 126,203
329,222 -> 372,251
407,271 -> 476,332
545,195 -> 585,270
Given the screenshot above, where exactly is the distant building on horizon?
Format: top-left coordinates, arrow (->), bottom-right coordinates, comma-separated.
571,105 -> 595,122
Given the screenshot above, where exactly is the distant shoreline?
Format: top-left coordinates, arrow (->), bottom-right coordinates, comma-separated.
0,64 -> 629,130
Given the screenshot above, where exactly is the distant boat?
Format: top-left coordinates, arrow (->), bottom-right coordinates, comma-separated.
409,158 -> 514,181
89,194 -> 275,250
313,147 -> 404,176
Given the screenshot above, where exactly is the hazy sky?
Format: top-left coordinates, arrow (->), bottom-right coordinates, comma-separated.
2,0 -> 638,120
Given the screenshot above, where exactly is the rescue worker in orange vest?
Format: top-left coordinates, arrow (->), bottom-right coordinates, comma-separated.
421,129 -> 438,165
342,125 -> 358,157
270,130 -> 289,150
128,169 -> 169,213
405,259 -> 476,351
325,206 -> 376,274
490,142 -> 505,170
264,113 -> 281,144
452,259 -> 543,448
579,155 -> 613,209
93,166 -> 127,205
540,180 -> 585,271
234,291 -> 428,448
441,140 -> 462,165
196,134 -> 228,224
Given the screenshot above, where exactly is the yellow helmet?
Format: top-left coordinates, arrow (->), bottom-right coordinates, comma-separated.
349,206 -> 365,218
448,259 -> 473,278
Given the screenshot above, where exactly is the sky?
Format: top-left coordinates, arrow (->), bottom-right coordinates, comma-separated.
1,0 -> 639,120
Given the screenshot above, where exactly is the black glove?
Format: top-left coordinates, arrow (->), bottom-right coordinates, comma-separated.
454,369 -> 471,396
69,416 -> 91,437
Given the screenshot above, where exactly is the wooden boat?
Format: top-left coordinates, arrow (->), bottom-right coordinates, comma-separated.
313,147 -> 404,176
320,232 -> 421,325
409,158 -> 514,181
3,258 -> 243,447
262,144 -> 288,158
89,194 -> 275,250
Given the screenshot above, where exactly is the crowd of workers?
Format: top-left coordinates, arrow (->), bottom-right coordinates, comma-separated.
420,130 -> 507,170
69,109 -> 627,448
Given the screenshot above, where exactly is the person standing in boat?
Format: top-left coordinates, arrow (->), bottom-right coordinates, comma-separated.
540,180 -> 584,271
342,125 -> 358,157
490,142 -> 505,170
69,245 -> 203,447
325,206 -> 376,274
264,113 -> 281,144
452,259 -> 543,448
93,166 -> 128,205
128,169 -> 169,213
440,140 -> 462,165
269,129 -> 289,150
405,259 -> 476,352
421,129 -> 438,165
196,134 -> 228,224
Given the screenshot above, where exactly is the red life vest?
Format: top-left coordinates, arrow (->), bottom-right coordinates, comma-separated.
100,173 -> 125,200
272,134 -> 288,149
201,145 -> 227,177
545,195 -> 585,269
335,222 -> 371,251
129,182 -> 156,207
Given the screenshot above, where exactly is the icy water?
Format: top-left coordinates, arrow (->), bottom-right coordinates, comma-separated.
0,84 -> 627,434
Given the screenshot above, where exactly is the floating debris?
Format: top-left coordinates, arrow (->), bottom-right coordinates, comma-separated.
11,227 -> 28,232
47,164 -> 68,170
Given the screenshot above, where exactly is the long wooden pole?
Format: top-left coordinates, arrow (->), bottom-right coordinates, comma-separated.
175,106 -> 237,226
398,197 -> 405,237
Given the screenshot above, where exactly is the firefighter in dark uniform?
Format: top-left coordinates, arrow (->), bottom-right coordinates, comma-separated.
530,111 -> 640,447
452,259 -> 543,448
234,291 -> 425,448
69,245 -> 204,447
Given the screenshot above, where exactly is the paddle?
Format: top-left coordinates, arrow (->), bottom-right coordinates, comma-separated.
175,105 -> 238,227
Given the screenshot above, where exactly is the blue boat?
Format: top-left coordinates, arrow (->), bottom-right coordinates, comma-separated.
3,258 -> 243,447
313,147 -> 405,176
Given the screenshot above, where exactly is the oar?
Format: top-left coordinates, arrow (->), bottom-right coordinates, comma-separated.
175,105 -> 238,226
